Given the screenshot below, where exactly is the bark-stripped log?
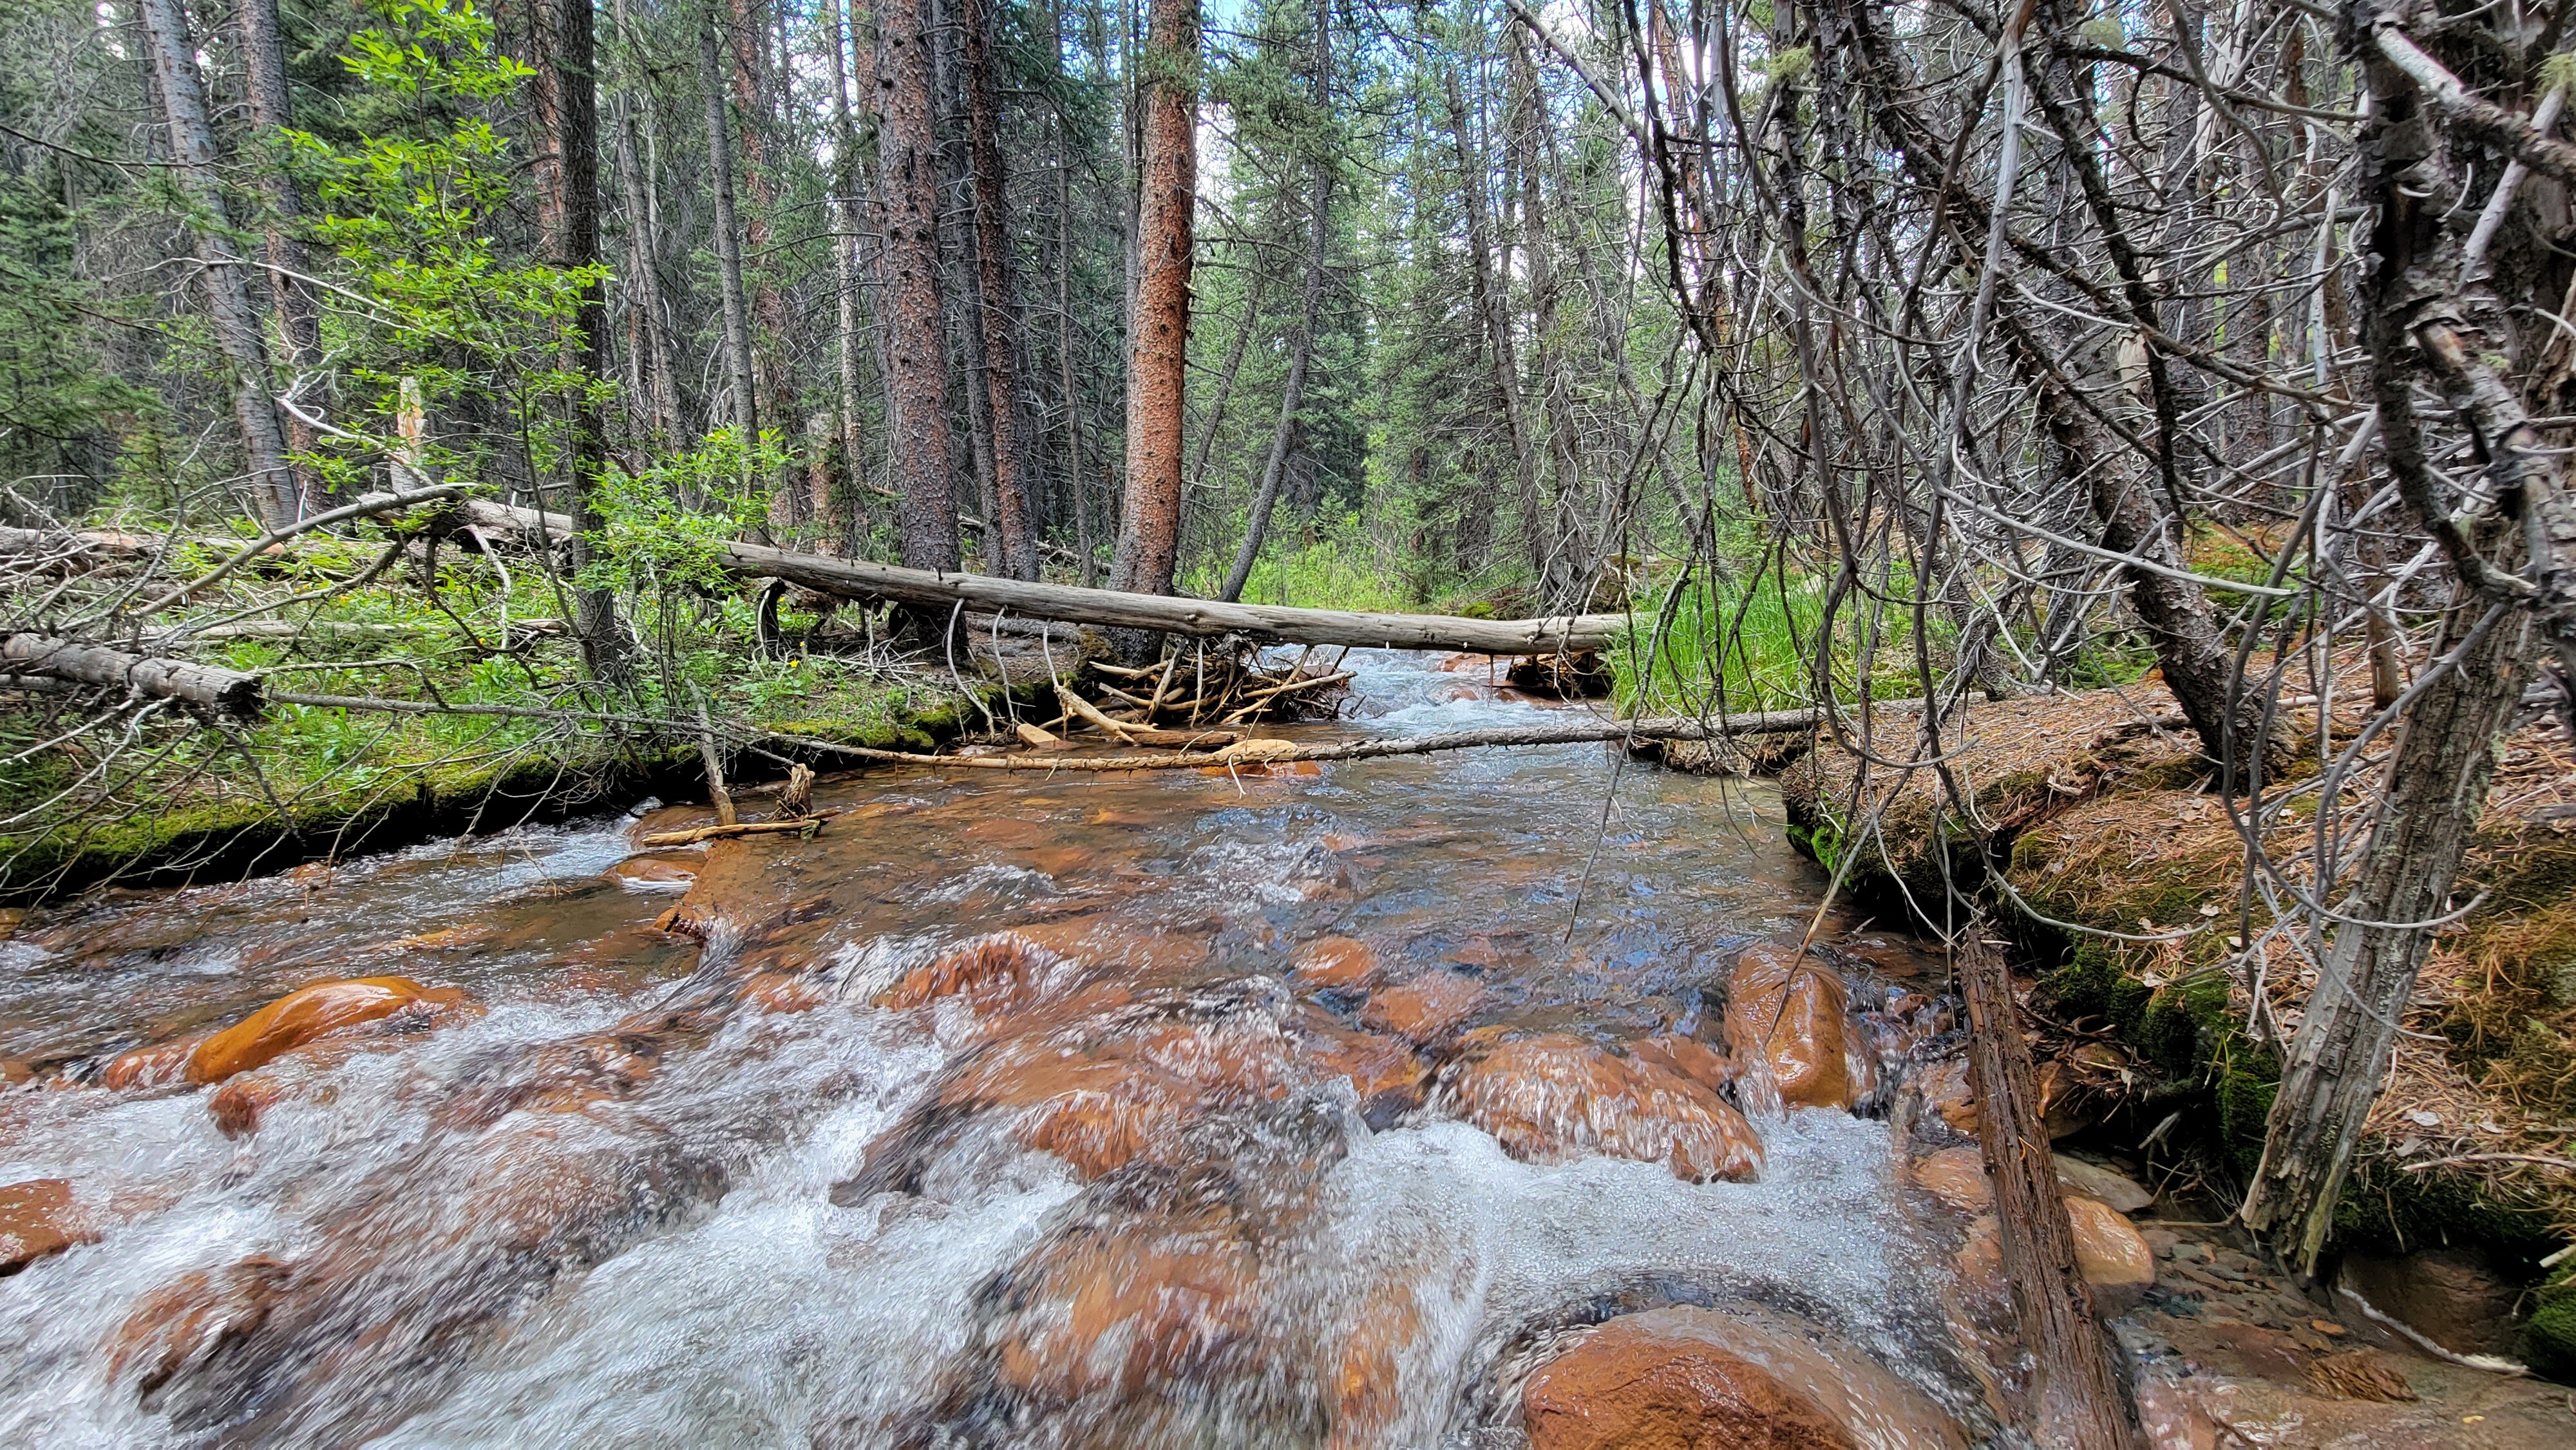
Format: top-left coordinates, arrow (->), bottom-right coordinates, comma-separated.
2,635 -> 263,716
451,499 -> 1625,654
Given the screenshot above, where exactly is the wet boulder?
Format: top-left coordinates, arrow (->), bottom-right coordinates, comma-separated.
1290,936 -> 1382,991
1520,1304 -> 1968,1450
185,977 -> 468,1086
0,1177 -> 93,1275
1909,1145 -> 2157,1218
1723,943 -> 1868,1111
605,854 -> 698,890
1434,1030 -> 1761,1183
1624,1033 -> 1736,1096
108,1256 -> 292,1404
1955,1196 -> 2156,1313
875,932 -> 1073,1018
1359,970 -> 1486,1044
100,1035 -> 209,1091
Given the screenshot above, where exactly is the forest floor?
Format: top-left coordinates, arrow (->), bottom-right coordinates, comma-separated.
1738,672 -> 2576,1377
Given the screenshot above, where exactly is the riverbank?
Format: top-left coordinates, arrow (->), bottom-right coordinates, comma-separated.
0,634 -> 1075,905
1728,681 -> 2576,1376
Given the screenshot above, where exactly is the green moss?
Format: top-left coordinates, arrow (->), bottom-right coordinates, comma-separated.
2329,1156 -> 2553,1256
2523,1266 -> 2576,1380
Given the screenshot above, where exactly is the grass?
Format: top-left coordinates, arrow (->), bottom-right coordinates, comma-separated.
1608,567 -> 1934,717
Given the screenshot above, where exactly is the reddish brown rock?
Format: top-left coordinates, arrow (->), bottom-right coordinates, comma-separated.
1956,1197 -> 2155,1313
1436,1031 -> 1762,1183
185,977 -> 467,1085
108,1255 -> 292,1400
1723,943 -> 1859,1111
1327,1280 -> 1421,1450
1520,1304 -> 1967,1450
875,933 -> 1068,1017
207,1073 -> 292,1138
2337,1247 -> 2521,1359
740,970 -> 827,1014
101,1035 -> 208,1091
990,1205 -> 1258,1403
1912,1146 -> 1989,1212
1291,936 -> 1381,990
605,854 -> 699,889
1625,1033 -> 1736,1096
1360,972 -> 1485,1044
0,1178 -> 93,1275
1919,1057 -> 1977,1136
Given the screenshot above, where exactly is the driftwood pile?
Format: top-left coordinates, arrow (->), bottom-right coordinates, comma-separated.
1021,644 -> 1354,752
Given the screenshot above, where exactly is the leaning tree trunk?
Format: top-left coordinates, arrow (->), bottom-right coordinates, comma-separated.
1220,167 -> 1332,604
1109,0 -> 1199,599
135,0 -> 298,529
527,0 -> 629,683
238,0 -> 325,511
874,0 -> 961,573
2242,29 -> 2555,1268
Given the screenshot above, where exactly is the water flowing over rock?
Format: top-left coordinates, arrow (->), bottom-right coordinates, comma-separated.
874,931 -> 1075,1018
1290,935 -> 1381,990
1434,1029 -> 1762,1183
1358,969 -> 1486,1043
0,1178 -> 92,1275
1520,1304 -> 1968,1450
1723,943 -> 1867,1111
184,976 -> 468,1084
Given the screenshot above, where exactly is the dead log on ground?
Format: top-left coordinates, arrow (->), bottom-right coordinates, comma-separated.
1,634 -> 263,717
452,499 -> 1624,655
636,814 -> 834,847
1956,921 -> 2141,1449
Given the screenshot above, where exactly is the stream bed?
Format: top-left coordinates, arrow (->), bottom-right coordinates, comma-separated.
0,651 -> 1988,1447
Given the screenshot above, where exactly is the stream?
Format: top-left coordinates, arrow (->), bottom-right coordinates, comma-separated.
0,650 -> 1985,1447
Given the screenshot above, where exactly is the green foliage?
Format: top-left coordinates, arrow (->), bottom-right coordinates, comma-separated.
1611,567 -> 1929,717
1179,507 -> 1417,612
283,0 -> 605,490
584,429 -> 783,594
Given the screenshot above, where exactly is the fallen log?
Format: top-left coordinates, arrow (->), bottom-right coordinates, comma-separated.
765,707 -> 1838,772
636,815 -> 832,847
453,499 -> 1624,655
2,634 -> 263,717
1956,921 -> 2142,1448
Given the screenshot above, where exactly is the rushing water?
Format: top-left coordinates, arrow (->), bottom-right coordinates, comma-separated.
0,651 -> 1982,1447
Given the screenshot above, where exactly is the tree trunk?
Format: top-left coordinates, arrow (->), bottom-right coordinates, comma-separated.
134,0 -> 298,529
1445,61 -> 1548,595
527,0 -> 629,683
698,23 -> 761,488
1220,167 -> 1332,604
724,0 -> 798,513
1056,74 -> 1095,586
237,0 -> 325,511
1956,924 -> 2142,1449
875,0 -> 961,572
609,0 -> 678,443
822,0 -> 867,553
1110,0 -> 1198,599
963,0 -> 1038,580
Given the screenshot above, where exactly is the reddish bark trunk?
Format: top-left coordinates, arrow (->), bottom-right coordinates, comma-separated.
875,0 -> 961,572
1110,0 -> 1198,598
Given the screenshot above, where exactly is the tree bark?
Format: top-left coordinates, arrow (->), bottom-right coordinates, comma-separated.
134,0 -> 298,529
609,0 -> 678,442
3,635 -> 262,717
526,0 -> 629,683
698,22 -> 761,488
875,0 -> 961,572
962,0 -> 1039,580
1446,60 -> 1548,596
822,0 -> 868,552
1957,924 -> 2142,1449
1110,0 -> 1198,599
237,0 -> 325,510
1220,167 -> 1331,604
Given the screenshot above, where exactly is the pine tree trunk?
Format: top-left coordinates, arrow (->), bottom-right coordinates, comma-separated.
1446,61 -> 1547,597
527,0 -> 630,683
135,0 -> 298,529
822,0 -> 867,554
1110,0 -> 1198,599
875,0 -> 961,572
962,0 -> 1038,581
237,0 -> 324,511
698,23 -> 762,491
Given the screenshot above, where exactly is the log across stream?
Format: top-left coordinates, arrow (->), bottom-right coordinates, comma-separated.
0,651 -> 2135,1445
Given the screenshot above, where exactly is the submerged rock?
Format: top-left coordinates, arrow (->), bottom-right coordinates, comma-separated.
0,1177 -> 93,1275
1723,943 -> 1865,1111
1955,1195 -> 2156,1313
1359,970 -> 1486,1044
1290,936 -> 1382,990
1434,1030 -> 1761,1183
185,977 -> 468,1085
875,932 -> 1072,1018
1520,1304 -> 1967,1450
100,1035 -> 208,1091
108,1256 -> 292,1404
